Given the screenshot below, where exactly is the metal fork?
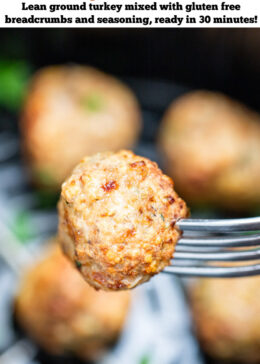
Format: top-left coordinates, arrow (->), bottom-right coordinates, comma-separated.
164,216 -> 260,278
1,209 -> 260,278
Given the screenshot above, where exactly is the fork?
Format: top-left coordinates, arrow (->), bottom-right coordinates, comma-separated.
1,211 -> 260,278
164,216 -> 260,278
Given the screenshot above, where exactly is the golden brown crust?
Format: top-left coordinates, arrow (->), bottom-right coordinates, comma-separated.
58,150 -> 189,291
20,65 -> 141,190
158,90 -> 260,210
190,276 -> 260,363
15,242 -> 130,360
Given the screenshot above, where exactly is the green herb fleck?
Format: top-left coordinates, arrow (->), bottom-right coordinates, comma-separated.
75,260 -> 82,269
12,211 -> 34,243
139,355 -> 150,364
160,214 -> 165,221
0,60 -> 30,111
82,93 -> 104,112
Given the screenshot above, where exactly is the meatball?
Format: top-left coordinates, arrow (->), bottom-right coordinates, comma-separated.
190,276 -> 260,363
15,242 -> 130,361
58,150 -> 188,291
158,91 -> 260,210
20,65 -> 141,190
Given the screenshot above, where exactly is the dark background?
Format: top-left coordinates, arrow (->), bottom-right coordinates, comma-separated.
0,28 -> 260,110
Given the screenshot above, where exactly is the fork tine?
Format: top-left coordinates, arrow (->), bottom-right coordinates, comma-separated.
177,217 -> 260,232
164,263 -> 260,277
173,247 -> 260,261
175,246 -> 225,253
178,234 -> 260,247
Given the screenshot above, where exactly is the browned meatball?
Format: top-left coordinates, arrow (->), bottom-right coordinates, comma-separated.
20,65 -> 141,190
158,91 -> 260,210
15,242 -> 130,361
190,276 -> 260,363
58,150 -> 189,291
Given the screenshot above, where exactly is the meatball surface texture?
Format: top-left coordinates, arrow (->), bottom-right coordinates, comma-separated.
58,150 -> 188,290
16,243 -> 130,360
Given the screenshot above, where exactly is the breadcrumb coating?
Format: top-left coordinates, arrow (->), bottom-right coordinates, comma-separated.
58,150 -> 188,291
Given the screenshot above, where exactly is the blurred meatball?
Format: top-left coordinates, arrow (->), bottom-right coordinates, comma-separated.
58,150 -> 188,291
16,242 -> 130,361
158,91 -> 260,210
21,65 -> 141,190
190,276 -> 260,363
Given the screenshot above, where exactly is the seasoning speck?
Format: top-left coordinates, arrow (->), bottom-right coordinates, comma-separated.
102,180 -> 118,192
75,260 -> 82,269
